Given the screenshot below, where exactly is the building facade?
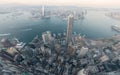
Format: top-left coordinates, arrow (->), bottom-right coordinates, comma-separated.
66,14 -> 74,44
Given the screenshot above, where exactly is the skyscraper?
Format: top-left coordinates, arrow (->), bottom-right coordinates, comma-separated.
41,6 -> 45,17
42,31 -> 52,43
66,14 -> 74,43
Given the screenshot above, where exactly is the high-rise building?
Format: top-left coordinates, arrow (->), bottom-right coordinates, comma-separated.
42,31 -> 52,43
77,47 -> 88,57
66,14 -> 74,43
41,6 -> 45,17
1,38 -> 13,48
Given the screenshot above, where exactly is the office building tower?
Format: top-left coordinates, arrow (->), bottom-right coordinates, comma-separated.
78,47 -> 88,57
66,14 -> 74,43
42,31 -> 52,43
1,38 -> 13,48
42,6 -> 45,17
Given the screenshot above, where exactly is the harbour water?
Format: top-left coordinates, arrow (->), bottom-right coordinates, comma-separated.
0,10 -> 120,42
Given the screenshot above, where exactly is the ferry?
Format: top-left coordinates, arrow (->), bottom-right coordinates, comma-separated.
22,28 -> 32,32
0,33 -> 11,37
111,25 -> 120,32
41,16 -> 50,19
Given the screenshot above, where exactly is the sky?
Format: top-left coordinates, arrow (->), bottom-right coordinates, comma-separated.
0,0 -> 120,8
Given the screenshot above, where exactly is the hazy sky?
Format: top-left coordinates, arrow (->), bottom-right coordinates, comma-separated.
0,0 -> 120,8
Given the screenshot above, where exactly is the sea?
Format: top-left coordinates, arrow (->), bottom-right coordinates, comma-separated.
0,9 -> 120,43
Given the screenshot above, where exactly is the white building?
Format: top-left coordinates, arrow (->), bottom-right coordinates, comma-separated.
15,42 -> 26,50
41,6 -> 45,17
42,31 -> 52,43
77,69 -> 87,75
78,47 -> 88,57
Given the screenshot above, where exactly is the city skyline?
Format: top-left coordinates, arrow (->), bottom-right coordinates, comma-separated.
0,0 -> 120,75
0,0 -> 120,8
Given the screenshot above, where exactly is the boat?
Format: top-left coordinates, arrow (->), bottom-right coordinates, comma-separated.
0,33 -> 11,37
22,28 -> 32,31
41,16 -> 50,19
111,25 -> 120,32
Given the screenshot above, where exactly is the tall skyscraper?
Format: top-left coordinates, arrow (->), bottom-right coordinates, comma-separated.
66,14 -> 74,43
42,31 -> 52,43
41,6 -> 45,17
